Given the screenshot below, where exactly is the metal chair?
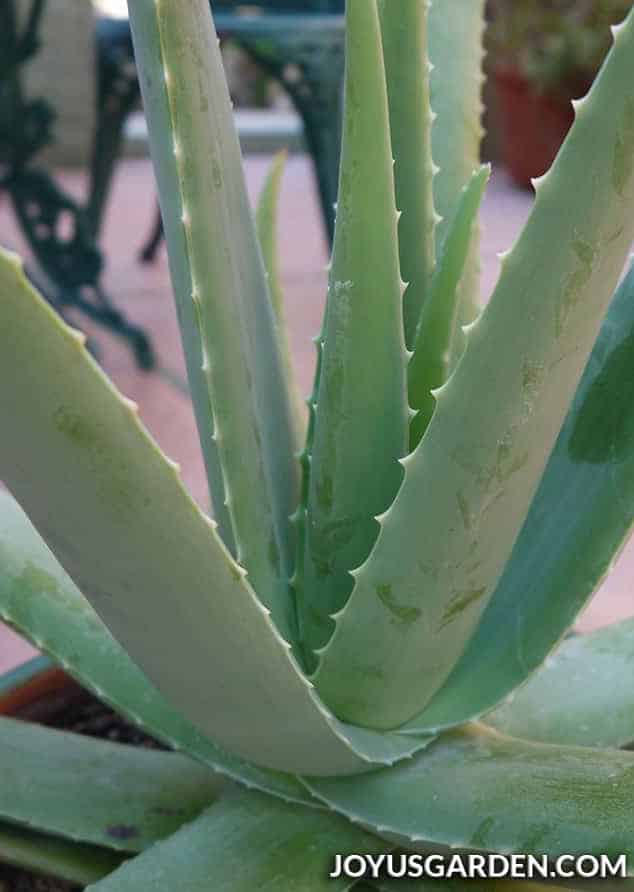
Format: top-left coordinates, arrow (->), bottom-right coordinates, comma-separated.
88,1 -> 346,263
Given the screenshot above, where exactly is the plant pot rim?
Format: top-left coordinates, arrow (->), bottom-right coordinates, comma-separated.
0,655 -> 70,717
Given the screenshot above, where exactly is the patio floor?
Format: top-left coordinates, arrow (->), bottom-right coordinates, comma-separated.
0,154 -> 632,673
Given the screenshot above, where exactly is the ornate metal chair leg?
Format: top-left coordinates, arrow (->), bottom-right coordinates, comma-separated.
87,17 -> 141,239
140,204 -> 164,263
292,87 -> 342,245
0,3 -> 154,368
232,20 -> 345,248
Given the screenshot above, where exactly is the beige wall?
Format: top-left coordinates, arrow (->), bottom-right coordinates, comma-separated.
18,0 -> 95,167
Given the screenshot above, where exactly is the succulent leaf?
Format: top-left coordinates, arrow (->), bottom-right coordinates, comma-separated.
256,150 -> 306,447
0,823 -> 123,887
86,788 -> 384,892
306,723 -> 634,861
375,884 -> 551,892
0,253 -> 431,775
429,0 -> 486,337
378,0 -> 436,348
112,2 -> 235,550
299,0 -> 409,667
409,165 -> 490,448
315,12 -> 634,729
128,0 -> 299,632
0,491 -> 313,806
485,618 -> 634,748
411,258 -> 634,731
0,715 -> 222,852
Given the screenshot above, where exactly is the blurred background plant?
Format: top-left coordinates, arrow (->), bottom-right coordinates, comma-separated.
487,0 -> 632,187
488,0 -> 631,95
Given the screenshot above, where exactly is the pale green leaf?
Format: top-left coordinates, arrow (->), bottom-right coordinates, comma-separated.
376,881 -> 551,892
87,788 -> 384,891
299,0 -> 409,667
429,0 -> 486,331
315,12 -> 634,728
256,150 -> 306,447
409,164 -> 490,447
0,490 -> 313,805
0,716 -> 222,852
306,723 -> 634,862
128,0 -> 298,630
119,3 -> 234,550
410,259 -> 634,732
378,0 -> 436,347
486,619 -> 634,748
0,822 -> 123,887
0,368 -> 428,786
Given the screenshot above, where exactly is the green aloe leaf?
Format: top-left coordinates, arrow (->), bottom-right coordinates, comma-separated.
485,619 -> 634,748
87,788 -> 384,892
306,723 -> 634,862
0,490 -> 313,806
315,12 -> 634,729
411,258 -> 634,732
298,0 -> 409,667
409,164 -> 490,447
256,150 -> 306,446
378,0 -> 436,347
429,0 -> 486,332
0,407 -> 428,783
0,822 -> 123,887
128,0 -> 298,632
118,4 -> 233,551
291,328 -> 326,668
376,882 -> 551,892
0,716 -> 222,852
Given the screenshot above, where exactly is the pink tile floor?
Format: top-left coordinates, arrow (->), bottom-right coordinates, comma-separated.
0,156 -> 632,673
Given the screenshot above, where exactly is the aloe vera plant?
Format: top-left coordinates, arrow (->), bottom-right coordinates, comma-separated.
0,0 -> 634,887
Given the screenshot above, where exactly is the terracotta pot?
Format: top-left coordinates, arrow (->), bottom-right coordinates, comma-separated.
0,659 -> 112,889
0,656 -> 78,719
493,66 -> 590,189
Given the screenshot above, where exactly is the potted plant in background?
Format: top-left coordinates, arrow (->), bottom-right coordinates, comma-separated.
488,0 -> 631,187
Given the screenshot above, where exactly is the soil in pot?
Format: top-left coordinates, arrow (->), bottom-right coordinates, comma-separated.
0,871 -> 78,892
0,678 -> 164,891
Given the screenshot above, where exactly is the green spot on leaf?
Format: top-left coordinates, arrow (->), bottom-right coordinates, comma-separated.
376,584 -> 421,624
53,407 -> 97,450
613,97 -> 634,197
439,586 -> 487,630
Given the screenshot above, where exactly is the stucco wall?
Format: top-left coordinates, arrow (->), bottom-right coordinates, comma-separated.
18,0 -> 96,168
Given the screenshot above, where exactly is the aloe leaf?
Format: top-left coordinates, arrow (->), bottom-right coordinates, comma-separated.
315,13 -> 634,729
291,337 -> 325,668
87,788 -> 384,892
0,490 -> 312,806
485,619 -> 634,748
256,150 -> 306,447
378,0 -> 436,348
0,253 -> 432,775
298,0 -> 409,666
0,716 -> 222,852
409,165 -> 490,448
428,0 -> 486,331
375,882 -> 551,892
410,259 -> 634,732
128,0 -> 298,631
117,6 -> 234,552
306,723 -> 634,862
0,822 -> 123,887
